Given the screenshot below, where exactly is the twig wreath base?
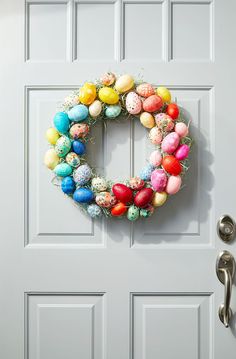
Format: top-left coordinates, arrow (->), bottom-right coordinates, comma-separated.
44,72 -> 193,221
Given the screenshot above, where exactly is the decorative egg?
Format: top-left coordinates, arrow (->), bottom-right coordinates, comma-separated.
73,164 -> 92,185
54,163 -> 72,177
134,188 -> 154,208
140,112 -> 155,128
155,113 -> 174,132
156,87 -> 171,103
166,103 -> 179,120
89,100 -> 102,118
66,152 -> 80,167
64,93 -> 79,108
100,72 -> 116,86
151,169 -> 167,192
61,176 -> 76,194
111,202 -> 127,217
68,104 -> 89,122
44,148 -> 60,170
95,192 -> 117,208
149,150 -> 162,167
105,105 -> 121,118
87,204 -> 102,218
98,87 -> 119,104
136,83 -> 155,98
126,92 -> 142,115
73,187 -> 94,203
115,74 -> 134,93
129,177 -> 145,190
69,123 -> 89,139
46,127 -> 60,145
72,140 -> 86,155
53,112 -> 70,134
166,175 -> 182,195
162,155 -> 182,175
175,122 -> 189,138
149,127 -> 163,145
143,95 -> 163,112
112,184 -> 133,204
175,144 -> 190,161
152,191 -> 168,207
161,132 -> 180,154
140,204 -> 155,218
140,164 -> 155,181
91,177 -> 107,192
127,205 -> 139,221
55,136 -> 71,157
79,83 -> 97,105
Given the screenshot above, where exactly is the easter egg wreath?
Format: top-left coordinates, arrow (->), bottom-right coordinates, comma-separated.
44,72 -> 193,221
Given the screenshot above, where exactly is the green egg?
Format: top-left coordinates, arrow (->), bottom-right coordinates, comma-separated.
105,105 -> 121,119
127,205 -> 139,221
54,163 -> 72,177
55,136 -> 71,158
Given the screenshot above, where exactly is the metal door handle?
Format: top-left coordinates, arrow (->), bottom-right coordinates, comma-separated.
216,251 -> 235,328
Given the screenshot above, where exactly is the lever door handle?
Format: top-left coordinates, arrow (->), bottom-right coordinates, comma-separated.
216,251 -> 235,328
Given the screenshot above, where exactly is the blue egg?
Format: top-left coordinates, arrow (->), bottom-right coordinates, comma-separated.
73,188 -> 94,203
105,105 -> 121,119
87,204 -> 102,218
54,163 -> 72,177
61,176 -> 76,194
140,164 -> 155,181
68,105 -> 89,122
53,112 -> 69,134
72,140 -> 86,155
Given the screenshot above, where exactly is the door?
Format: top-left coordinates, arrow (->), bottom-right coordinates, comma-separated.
1,0 -> 236,358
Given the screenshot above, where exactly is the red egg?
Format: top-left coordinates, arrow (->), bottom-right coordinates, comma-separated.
112,183 -> 133,204
134,188 -> 154,208
143,95 -> 163,113
162,155 -> 182,175
111,202 -> 127,216
166,103 -> 179,120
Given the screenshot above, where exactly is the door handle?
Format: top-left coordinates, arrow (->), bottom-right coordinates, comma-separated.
216,251 -> 235,327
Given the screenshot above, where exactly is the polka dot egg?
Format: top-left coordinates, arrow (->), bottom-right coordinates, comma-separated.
91,177 -> 107,192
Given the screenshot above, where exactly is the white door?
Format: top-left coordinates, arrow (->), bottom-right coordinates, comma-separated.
1,0 -> 236,358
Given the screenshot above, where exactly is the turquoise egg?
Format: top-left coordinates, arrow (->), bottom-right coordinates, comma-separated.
105,105 -> 121,118
55,136 -> 71,158
73,188 -> 94,203
68,104 -> 89,122
54,163 -> 72,177
53,112 -> 69,134
127,205 -> 139,221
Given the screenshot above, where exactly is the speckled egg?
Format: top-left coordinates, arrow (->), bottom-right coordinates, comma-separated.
151,169 -> 167,192
91,177 -> 107,192
68,104 -> 89,122
55,136 -> 71,158
89,100 -> 102,118
136,83 -> 155,98
152,191 -> 168,207
87,204 -> 102,218
140,112 -> 155,128
140,204 -> 155,218
175,122 -> 189,138
175,144 -> 190,160
73,164 -> 92,185
73,187 -> 94,203
143,95 -> 163,113
105,105 -> 121,118
140,164 -> 155,181
61,176 -> 76,194
149,127 -> 163,145
155,113 -> 174,132
127,205 -> 139,221
64,93 -> 79,108
115,74 -> 134,93
44,148 -> 60,170
53,112 -> 70,134
161,132 -> 180,154
100,72 -> 116,86
69,123 -> 89,139
66,152 -> 80,167
166,175 -> 182,195
149,150 -> 162,167
95,192 -> 117,208
126,92 -> 142,115
129,177 -> 145,190
54,163 -> 72,177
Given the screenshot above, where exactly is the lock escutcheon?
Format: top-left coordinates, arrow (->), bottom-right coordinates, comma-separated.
217,215 -> 236,243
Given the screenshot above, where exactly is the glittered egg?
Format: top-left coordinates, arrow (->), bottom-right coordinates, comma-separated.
143,95 -> 163,113
46,127 -> 60,145
87,204 -> 102,218
134,188 -> 154,208
125,92 -> 142,115
91,177 -> 107,192
66,152 -> 80,167
54,163 -> 72,177
156,87 -> 171,103
61,176 -> 76,194
100,72 -> 116,86
127,205 -> 139,221
55,136 -> 71,158
136,83 -> 155,98
73,164 -> 92,185
89,100 -> 102,118
175,144 -> 190,161
129,177 -> 145,190
140,112 -> 155,128
175,122 -> 189,138
95,192 -> 117,208
105,105 -> 121,118
161,132 -> 180,154
63,93 -> 79,108
152,191 -> 168,207
72,140 -> 86,155
68,104 -> 89,122
44,148 -> 60,170
149,150 -> 162,167
98,87 -> 119,104
166,175 -> 182,195
140,204 -> 155,218
151,169 -> 167,192
140,164 -> 155,181
115,74 -> 134,93
69,123 -> 89,139
149,127 -> 163,145
73,187 -> 94,203
53,112 -> 70,134
79,83 -> 97,105
112,183 -> 133,204
155,113 -> 174,132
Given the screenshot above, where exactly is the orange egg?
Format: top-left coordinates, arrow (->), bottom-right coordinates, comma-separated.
111,202 -> 127,216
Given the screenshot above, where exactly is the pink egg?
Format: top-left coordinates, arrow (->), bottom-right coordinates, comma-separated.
161,132 -> 180,154
166,175 -> 182,195
149,127 -> 163,145
126,92 -> 142,114
175,122 -> 188,138
149,150 -> 162,166
175,144 -> 190,160
155,113 -> 174,132
136,83 -> 155,98
151,169 -> 167,192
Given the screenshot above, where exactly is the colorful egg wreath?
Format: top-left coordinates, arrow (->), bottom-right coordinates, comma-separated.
44,73 -> 193,221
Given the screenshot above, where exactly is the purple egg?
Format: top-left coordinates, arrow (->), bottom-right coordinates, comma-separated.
175,144 -> 190,160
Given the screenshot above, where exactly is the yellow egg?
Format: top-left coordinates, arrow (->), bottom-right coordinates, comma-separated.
152,191 -> 168,207
45,128 -> 60,145
156,87 -> 171,103
79,82 -> 97,105
89,100 -> 102,117
44,148 -> 60,170
140,112 -> 155,128
115,74 -> 134,93
98,87 -> 119,104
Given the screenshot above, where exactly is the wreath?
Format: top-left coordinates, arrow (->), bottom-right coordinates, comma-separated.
44,72 -> 192,221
